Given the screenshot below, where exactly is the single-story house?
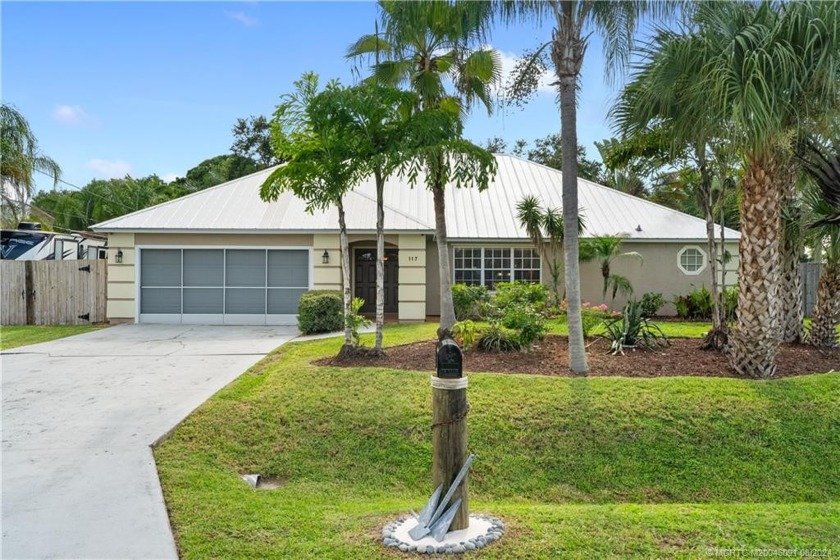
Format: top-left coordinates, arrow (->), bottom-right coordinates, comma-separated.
92,154 -> 739,325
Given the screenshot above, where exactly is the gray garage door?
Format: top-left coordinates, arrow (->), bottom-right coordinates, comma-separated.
139,248 -> 310,325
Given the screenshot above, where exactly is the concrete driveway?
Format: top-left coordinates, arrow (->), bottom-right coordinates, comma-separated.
1,324 -> 298,559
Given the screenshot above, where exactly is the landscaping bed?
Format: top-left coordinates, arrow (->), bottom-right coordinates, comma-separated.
319,335 -> 839,378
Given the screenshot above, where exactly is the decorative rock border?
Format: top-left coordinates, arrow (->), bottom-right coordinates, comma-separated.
382,514 -> 505,554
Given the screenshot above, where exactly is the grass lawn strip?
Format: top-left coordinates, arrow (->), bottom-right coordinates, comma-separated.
0,324 -> 109,351
155,323 -> 840,559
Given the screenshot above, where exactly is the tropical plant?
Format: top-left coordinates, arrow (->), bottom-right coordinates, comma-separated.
580,235 -> 642,303
452,319 -> 478,350
493,281 -> 550,313
346,297 -> 373,348
501,305 -> 548,352
260,73 -> 361,356
451,284 -> 490,321
639,292 -> 665,318
613,38 -> 743,351
476,323 -> 521,352
610,0 -> 840,377
349,0 -> 500,340
498,1 -> 674,374
516,195 -> 585,303
602,300 -> 669,356
799,139 -> 840,348
1,103 -> 61,227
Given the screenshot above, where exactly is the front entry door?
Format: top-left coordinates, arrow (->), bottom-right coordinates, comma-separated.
354,249 -> 398,313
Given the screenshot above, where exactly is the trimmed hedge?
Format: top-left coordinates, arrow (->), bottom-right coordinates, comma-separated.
297,290 -> 343,334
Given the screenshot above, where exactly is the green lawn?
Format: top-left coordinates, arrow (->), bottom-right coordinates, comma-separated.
0,324 -> 108,351
155,323 -> 840,559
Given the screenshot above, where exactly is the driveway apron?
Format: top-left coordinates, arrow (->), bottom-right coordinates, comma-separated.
2,324 -> 297,559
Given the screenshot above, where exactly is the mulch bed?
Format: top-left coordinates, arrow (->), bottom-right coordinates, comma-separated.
316,336 -> 839,378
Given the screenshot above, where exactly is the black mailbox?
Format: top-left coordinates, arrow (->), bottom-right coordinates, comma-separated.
436,337 -> 463,379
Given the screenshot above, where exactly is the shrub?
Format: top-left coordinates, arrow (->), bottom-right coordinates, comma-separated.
297,290 -> 343,334
581,308 -> 607,337
639,292 -> 665,317
345,297 -> 372,346
452,320 -> 478,350
476,323 -> 521,352
689,285 -> 714,319
602,300 -> 669,355
451,284 -> 490,321
493,281 -> 549,312
501,305 -> 548,351
672,286 -> 714,320
674,294 -> 692,319
562,300 -> 612,337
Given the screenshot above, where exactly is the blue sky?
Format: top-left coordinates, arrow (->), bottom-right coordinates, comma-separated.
3,1 -> 629,192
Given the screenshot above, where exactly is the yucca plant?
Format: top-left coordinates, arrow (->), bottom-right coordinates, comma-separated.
602,300 -> 669,356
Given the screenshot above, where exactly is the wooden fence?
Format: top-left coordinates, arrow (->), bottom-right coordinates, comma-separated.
1,260 -> 107,325
800,262 -> 822,319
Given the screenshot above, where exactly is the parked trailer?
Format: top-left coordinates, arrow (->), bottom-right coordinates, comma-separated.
0,222 -> 106,261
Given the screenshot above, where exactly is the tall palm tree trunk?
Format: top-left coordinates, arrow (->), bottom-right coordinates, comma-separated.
434,183 -> 456,339
559,72 -> 588,374
727,154 -> 781,378
337,200 -> 354,355
374,168 -> 385,353
778,173 -> 805,343
809,261 -> 840,348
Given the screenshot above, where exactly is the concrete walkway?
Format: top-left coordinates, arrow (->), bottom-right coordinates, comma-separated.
1,324 -> 298,559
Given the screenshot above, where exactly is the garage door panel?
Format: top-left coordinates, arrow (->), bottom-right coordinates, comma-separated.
140,288 -> 181,314
268,288 -> 307,314
183,288 -> 223,314
139,247 -> 309,325
183,250 -> 223,287
226,250 -> 266,287
225,288 -> 266,314
141,250 -> 180,286
268,250 -> 308,287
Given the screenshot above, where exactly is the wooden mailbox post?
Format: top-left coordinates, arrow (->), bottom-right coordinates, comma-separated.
432,338 -> 469,530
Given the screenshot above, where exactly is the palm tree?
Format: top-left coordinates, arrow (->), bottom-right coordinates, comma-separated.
1,103 -> 61,227
261,73 -> 363,356
799,139 -> 840,348
609,1 -> 840,377
348,0 -> 500,339
498,0 -> 672,374
580,235 -> 642,304
516,195 -> 583,303
612,57 -> 741,350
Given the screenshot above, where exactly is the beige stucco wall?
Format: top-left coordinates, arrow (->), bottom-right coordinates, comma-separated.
106,232 -> 314,323
425,238 -> 441,317
313,234 -> 341,291
398,234 -> 427,321
560,240 -> 739,314
105,232 -> 136,322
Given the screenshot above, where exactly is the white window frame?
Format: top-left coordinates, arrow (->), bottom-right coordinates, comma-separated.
452,246 -> 541,289
677,245 -> 707,276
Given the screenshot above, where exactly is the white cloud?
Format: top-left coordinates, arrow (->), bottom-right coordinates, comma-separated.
161,172 -> 180,183
87,159 -> 132,178
226,11 -> 259,26
52,104 -> 94,126
496,49 -> 555,96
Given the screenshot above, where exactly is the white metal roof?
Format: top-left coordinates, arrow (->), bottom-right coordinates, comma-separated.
93,154 -> 739,241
